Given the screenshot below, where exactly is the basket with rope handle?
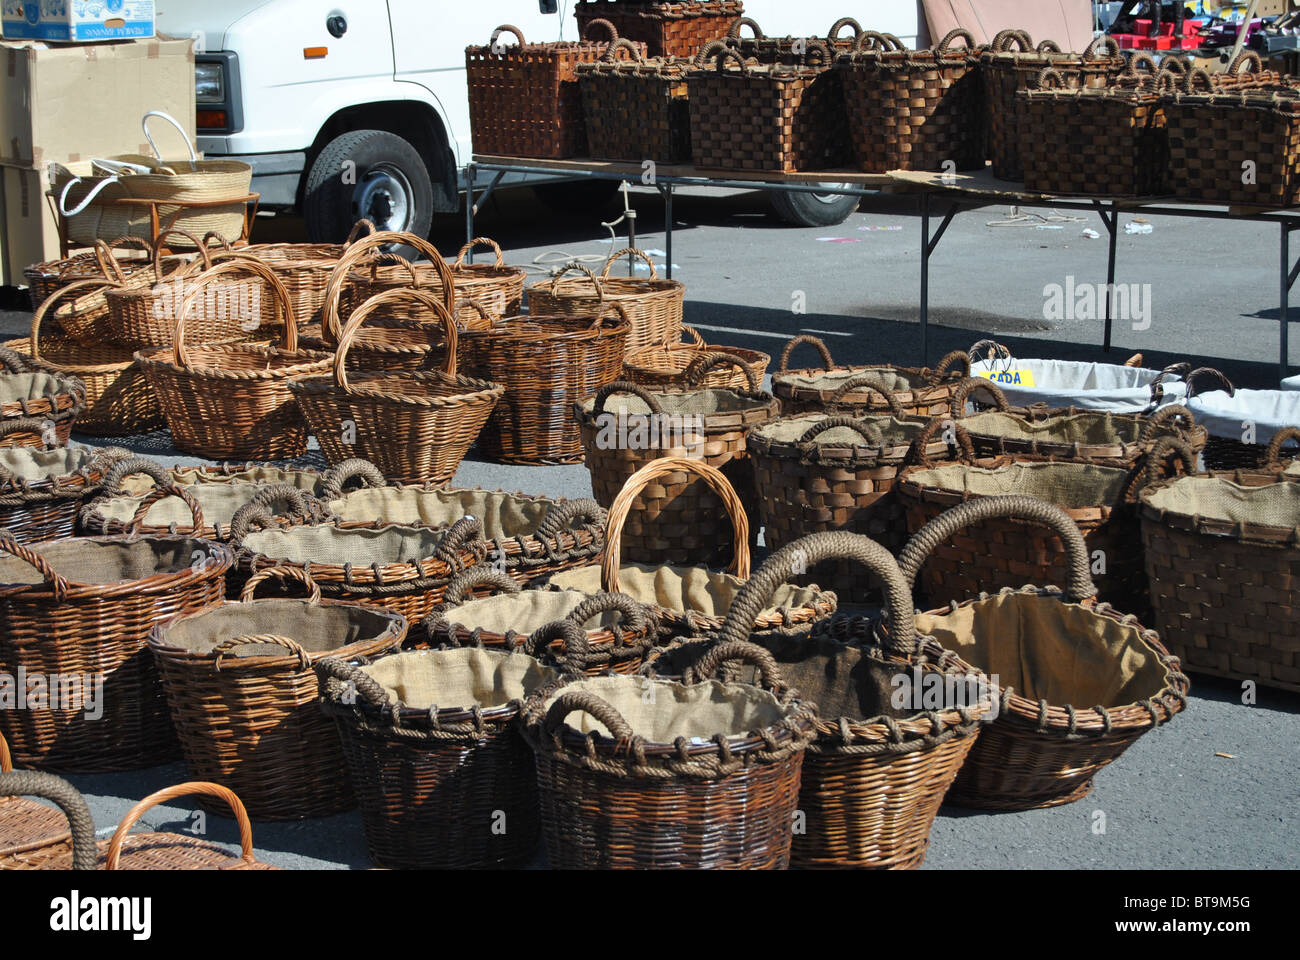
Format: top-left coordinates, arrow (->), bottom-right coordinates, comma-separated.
448,237 -> 527,318
575,0 -> 745,58
575,38 -> 694,164
135,257 -> 333,461
897,495 -> 1190,810
725,16 -> 864,63
147,565 -> 407,820
0,346 -> 86,447
316,639 -> 565,868
23,236 -> 155,307
0,765 -> 98,870
622,324 -> 770,391
1182,366 -> 1300,470
0,434 -> 131,543
573,375 -> 779,567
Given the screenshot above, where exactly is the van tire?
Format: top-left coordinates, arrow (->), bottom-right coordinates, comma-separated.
768,186 -> 859,227
303,129 -> 434,242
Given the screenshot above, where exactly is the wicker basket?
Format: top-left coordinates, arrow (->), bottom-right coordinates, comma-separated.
575,377 -> 778,567
576,0 -> 744,58
460,307 -> 629,465
0,509 -> 232,772
0,348 -> 86,447
836,29 -> 984,174
747,412 -> 975,603
137,258 -> 332,461
545,456 -> 836,638
450,237 -> 527,318
27,240 -> 167,346
623,324 -> 769,390
0,439 -> 128,543
317,646 -> 561,868
23,236 -> 153,307
232,218 -> 376,325
326,231 -> 457,341
520,650 -> 816,869
101,230 -> 221,349
725,15 -> 864,62
1183,368 -> 1300,469
467,21 -> 642,159
288,289 -> 504,486
899,495 -> 1190,809
1141,473 -> 1300,692
773,335 -> 971,417
0,765 -> 98,870
527,253 -> 683,354
577,40 -> 693,164
148,567 -> 407,820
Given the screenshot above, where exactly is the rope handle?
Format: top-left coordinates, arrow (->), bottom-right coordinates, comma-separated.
825,374 -> 905,415
778,334 -> 835,373
213,634 -> 311,672
1133,435 -> 1198,498
434,515 -> 485,568
602,457 -> 750,593
1083,35 -> 1120,60
565,591 -> 652,635
0,532 -> 69,601
0,416 -> 57,449
454,297 -> 497,328
453,236 -> 506,267
524,620 -> 593,674
926,349 -> 973,381
536,497 -> 607,539
441,566 -> 521,607
796,415 -> 880,447
1266,426 -> 1300,465
488,24 -> 526,47
599,37 -> 643,63
174,257 -> 296,370
1139,403 -> 1198,442
1037,39 -> 1062,53
549,262 -> 605,300
1183,367 -> 1235,399
601,248 -> 659,280
0,345 -> 33,373
989,28 -> 1031,52
1036,66 -> 1070,90
239,566 -> 322,604
106,782 -> 256,870
853,30 -> 905,53
935,28 -> 976,56
906,417 -> 977,467
126,482 -> 206,535
968,339 -> 1012,364
98,456 -> 171,499
334,288 -> 459,392
949,376 -> 1011,417
827,17 -> 862,42
1182,68 -> 1215,95
682,640 -> 788,691
322,230 -> 454,339
710,45 -> 749,74
315,655 -> 392,708
582,18 -> 619,43
226,486 -> 325,543
1227,49 -> 1263,75
543,687 -> 634,739
727,16 -> 764,39
593,380 -> 664,415
682,351 -> 759,390
695,39 -> 732,65
29,279 -> 122,369
0,771 -> 98,871
319,458 -> 387,500
897,495 -> 1098,601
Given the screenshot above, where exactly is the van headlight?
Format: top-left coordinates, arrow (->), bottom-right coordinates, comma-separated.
195,62 -> 225,103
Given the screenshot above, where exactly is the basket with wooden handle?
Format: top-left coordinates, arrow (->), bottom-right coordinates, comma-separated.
623,324 -> 770,391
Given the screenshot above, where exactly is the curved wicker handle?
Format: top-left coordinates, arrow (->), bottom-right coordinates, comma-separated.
92,239 -> 129,284
1035,66 -> 1069,90
682,640 -> 787,690
989,28 -> 1031,52
0,417 -> 57,449
1134,435 -> 1198,496
797,416 -> 880,447
906,417 -> 977,467
1183,367 -> 1235,399
213,634 -> 311,672
682,352 -> 759,391
1123,353 -> 1144,368
525,619 -> 593,674
322,230 -> 455,339
778,334 -> 834,373
454,236 -> 505,268
1182,68 -> 1215,95
29,279 -> 121,369
600,37 -> 643,63
1139,403 -> 1198,442
969,340 -> 1012,365
489,24 -> 526,46
1083,35 -> 1120,60
359,251 -> 421,287
593,380 -> 664,415
454,297 -> 497,328
175,257 -> 296,369
334,288 -> 459,392
126,482 -> 206,535
582,17 -> 619,43
566,591 -> 652,635
549,262 -> 604,300
319,458 -> 387,500
602,457 -> 750,593
1266,426 -> 1300,465
825,374 -> 905,415
949,377 -> 1010,417
1037,39 -> 1062,53
727,16 -> 764,39
536,498 -> 607,539
601,248 -> 658,280
897,495 -> 1098,601
315,655 -> 393,707
0,770 -> 98,871
676,325 -> 707,348
155,228 -> 210,280
935,28 -> 975,55
346,219 -> 378,244
710,45 -> 750,74
927,349 -> 972,380
799,40 -> 832,68
695,39 -> 731,65
106,782 -> 257,870
98,455 -> 171,498
434,515 -> 485,568
827,17 -> 862,42
543,687 -> 634,739
239,565 -> 322,603
442,566 -> 521,607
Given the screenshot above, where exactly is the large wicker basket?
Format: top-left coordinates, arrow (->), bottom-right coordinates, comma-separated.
23,236 -> 153,307
0,440 -> 128,543
0,348 -> 86,447
623,325 -> 769,391
577,40 -> 693,164
576,0 -> 744,58
450,237 -> 527,318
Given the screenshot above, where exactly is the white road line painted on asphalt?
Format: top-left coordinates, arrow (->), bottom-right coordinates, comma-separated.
682,323 -> 854,340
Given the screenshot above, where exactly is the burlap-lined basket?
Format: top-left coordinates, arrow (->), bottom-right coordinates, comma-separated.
0,439 -> 127,543
422,568 -> 657,676
898,496 -> 1189,810
1183,368 -> 1300,470
1140,474 -> 1300,692
520,650 -> 817,869
148,567 -> 407,820
0,765 -> 98,870
317,646 -> 562,868
0,348 -> 86,447
773,335 -> 971,417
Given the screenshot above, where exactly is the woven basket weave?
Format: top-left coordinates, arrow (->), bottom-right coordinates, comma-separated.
624,324 -> 769,390
577,40 -> 693,163
576,0 -> 744,58
0,348 -> 86,447
0,440 -> 128,544
23,237 -> 153,307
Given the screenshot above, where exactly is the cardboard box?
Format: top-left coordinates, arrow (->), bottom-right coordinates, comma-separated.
0,164 -> 60,287
2,1 -> 155,43
0,35 -> 194,169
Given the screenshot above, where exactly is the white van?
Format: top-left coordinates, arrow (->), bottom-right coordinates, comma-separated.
154,1 -> 919,237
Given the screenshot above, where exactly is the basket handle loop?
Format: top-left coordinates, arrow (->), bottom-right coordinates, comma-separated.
778,334 -> 834,373
319,458 -> 387,500
0,345 -> 32,373
601,247 -> 658,280
489,24 -> 526,47
1035,66 -> 1069,90
1037,39 -> 1062,53
682,640 -> 788,691
989,28 -> 1029,52
92,240 -> 129,284
678,325 -> 707,347
1183,367 -> 1235,400
897,495 -> 1098,601
1139,403 -> 1198,442
441,566 -> 521,607
927,349 -> 972,381
1265,426 -> 1300,465
0,531 -> 70,602
175,257 -> 296,369
524,619 -> 593,674
126,482 -> 206,536
543,687 -> 635,739
855,30 -> 904,53
682,351 -> 759,391
950,376 -> 1011,418
600,38 -> 643,63
712,45 -> 749,74
239,565 -> 322,604
593,380 -> 664,415
156,229 -> 211,280
728,16 -> 764,39
334,288 -> 458,392
536,498 -> 607,539
1132,435 -> 1198,498
1227,49 -> 1262,76
796,415 -> 879,447
565,591 -> 653,636
453,236 -> 505,268
29,279 -> 120,369
226,490 -> 321,544
549,262 -> 604,300
142,110 -> 199,166
315,656 -> 393,707
825,374 -> 905,415
0,771 -> 98,870
434,515 -> 485,568
694,39 -> 731,66
906,417 -> 977,467
827,17 -> 862,43
1083,35 -> 1120,60
99,455 -> 170,498
454,297 -> 497,328
968,339 -> 1012,364
213,634 -> 312,672
935,28 -> 975,55
582,18 -> 619,43
602,457 -> 750,594
322,230 -> 455,339
0,416 -> 58,449
106,782 -> 256,870
346,219 -> 378,244
1183,68 -> 1215,95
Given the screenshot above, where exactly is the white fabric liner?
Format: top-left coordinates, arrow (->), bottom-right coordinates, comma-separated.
94,482 -> 289,529
752,415 -> 927,446
0,372 -> 73,404
962,410 -> 1146,444
778,368 -> 921,393
443,590 -> 624,633
0,444 -> 98,483
1282,375 -> 1300,393
1186,390 -> 1300,444
580,389 -> 770,417
1145,476 -> 1300,528
970,358 -> 1187,412
544,562 -> 823,619
363,647 -> 558,711
242,524 -> 451,565
0,537 -> 212,586
906,461 -> 1131,508
327,487 -> 551,540
545,674 -> 788,741
160,599 -> 398,656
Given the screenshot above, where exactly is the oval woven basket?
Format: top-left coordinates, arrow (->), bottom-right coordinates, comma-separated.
23,236 -> 153,306
0,347 -> 86,446
29,240 -> 168,346
232,218 -> 375,324
0,439 -> 128,543
449,237 -> 527,318
325,230 -> 457,340
623,325 -> 771,391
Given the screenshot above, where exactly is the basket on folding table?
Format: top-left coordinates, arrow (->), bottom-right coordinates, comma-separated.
577,40 -> 694,164
0,348 -> 85,447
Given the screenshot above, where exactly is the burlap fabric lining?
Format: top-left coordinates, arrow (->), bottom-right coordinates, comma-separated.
961,410 -> 1152,445
751,414 -> 930,450
92,483 -> 298,532
904,461 -> 1132,509
241,524 -> 453,566
0,537 -> 217,588
327,487 -> 550,539
780,369 -> 926,393
159,599 -> 401,658
119,466 -> 325,497
363,647 -> 558,713
0,446 -> 104,486
1144,476 -> 1300,532
438,590 -> 631,634
0,374 -> 77,406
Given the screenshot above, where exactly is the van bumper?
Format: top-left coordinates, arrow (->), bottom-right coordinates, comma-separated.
203,150 -> 306,209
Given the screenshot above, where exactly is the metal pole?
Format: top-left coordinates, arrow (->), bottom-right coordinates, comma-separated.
664,182 -> 674,280
920,192 -> 930,366
464,163 -> 475,263
1283,222 -> 1291,380
1104,202 -> 1118,353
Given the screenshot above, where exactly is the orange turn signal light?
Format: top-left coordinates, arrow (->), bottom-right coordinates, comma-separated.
304,47 -> 328,59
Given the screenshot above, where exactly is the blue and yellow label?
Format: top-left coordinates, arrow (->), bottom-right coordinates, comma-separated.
976,369 -> 1036,387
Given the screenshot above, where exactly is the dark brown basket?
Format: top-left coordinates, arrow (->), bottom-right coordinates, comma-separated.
899,495 -> 1190,810
725,16 -> 864,63
317,646 -> 561,869
1183,368 -> 1300,470
576,0 -> 744,58
0,766 -> 98,870
577,40 -> 693,163
0,512 -> 232,773
466,21 -> 643,159
0,348 -> 86,447
0,438 -> 126,543
1141,472 -> 1300,692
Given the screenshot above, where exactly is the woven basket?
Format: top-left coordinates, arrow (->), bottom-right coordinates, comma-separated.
288,289 -> 504,486
467,21 -> 642,159
1141,473 -> 1300,692
0,439 -> 128,544
0,766 -> 98,871
1183,368 -> 1300,469
520,653 -> 816,869
137,258 -> 332,461
449,237 -> 527,318
0,348 -> 86,446
23,236 -> 153,307
836,29 -> 984,173
725,16 -> 864,62
576,0 -> 744,58
688,41 -> 846,172
747,412 -> 976,603
773,335 -> 971,417
692,533 -> 993,869
623,324 -> 769,390
460,306 -> 630,465
545,456 -> 836,638
28,240 -> 170,347
577,40 -> 693,163
327,230 -> 457,340
575,377 -> 778,567
101,230 -> 213,349
149,567 -> 407,820
896,436 -> 1197,615
233,218 -> 376,325
899,495 -> 1190,810
0,509 -> 232,772
527,252 -> 684,354
318,646 -> 561,868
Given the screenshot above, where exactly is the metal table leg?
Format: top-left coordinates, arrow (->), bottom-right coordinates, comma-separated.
656,182 -> 674,279
1094,201 -> 1119,353
1282,222 -> 1300,379
919,193 -> 960,367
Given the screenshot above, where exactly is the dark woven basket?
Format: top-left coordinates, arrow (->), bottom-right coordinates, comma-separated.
0,347 -> 86,447
1183,368 -> 1300,470
576,0 -> 744,58
899,495 -> 1190,810
577,40 -> 693,163
317,645 -> 562,869
0,438 -> 127,544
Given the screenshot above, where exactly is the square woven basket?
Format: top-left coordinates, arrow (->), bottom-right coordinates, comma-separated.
575,0 -> 744,58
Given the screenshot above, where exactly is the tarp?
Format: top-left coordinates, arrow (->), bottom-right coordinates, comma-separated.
919,0 -> 1094,50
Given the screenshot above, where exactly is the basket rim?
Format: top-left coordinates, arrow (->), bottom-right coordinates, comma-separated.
286,369 -> 505,407
1138,473 -> 1300,544
134,344 -> 334,381
0,534 -> 233,600
894,458 -> 1136,514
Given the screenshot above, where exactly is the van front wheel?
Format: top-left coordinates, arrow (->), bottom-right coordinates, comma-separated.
303,129 -> 434,241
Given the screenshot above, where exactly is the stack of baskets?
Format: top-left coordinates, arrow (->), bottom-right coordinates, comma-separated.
576,40 -> 694,164
575,1 -> 744,58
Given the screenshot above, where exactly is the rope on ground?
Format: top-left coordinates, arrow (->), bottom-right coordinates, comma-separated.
985,208 -> 1088,228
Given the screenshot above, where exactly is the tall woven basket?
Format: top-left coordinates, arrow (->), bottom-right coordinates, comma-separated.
576,39 -> 694,164
576,0 -> 744,58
